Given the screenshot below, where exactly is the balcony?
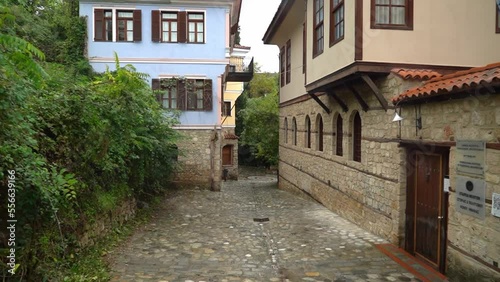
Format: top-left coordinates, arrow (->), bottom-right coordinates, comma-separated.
225,57 -> 254,82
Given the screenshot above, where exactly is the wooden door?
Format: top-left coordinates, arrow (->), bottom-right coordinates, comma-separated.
406,147 -> 449,272
414,152 -> 442,266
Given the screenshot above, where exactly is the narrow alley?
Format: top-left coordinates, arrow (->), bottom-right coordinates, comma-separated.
108,170 -> 442,282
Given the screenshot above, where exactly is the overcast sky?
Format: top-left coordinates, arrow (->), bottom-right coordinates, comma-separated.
239,0 -> 281,73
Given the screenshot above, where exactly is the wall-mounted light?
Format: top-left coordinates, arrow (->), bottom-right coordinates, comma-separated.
416,116 -> 422,130
392,111 -> 403,122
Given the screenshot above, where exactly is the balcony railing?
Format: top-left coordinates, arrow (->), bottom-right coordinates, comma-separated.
225,57 -> 254,82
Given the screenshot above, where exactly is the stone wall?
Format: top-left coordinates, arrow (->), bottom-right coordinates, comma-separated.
279,74 -> 409,244
174,129 -> 222,190
79,198 -> 136,248
279,73 -> 500,279
399,94 -> 500,280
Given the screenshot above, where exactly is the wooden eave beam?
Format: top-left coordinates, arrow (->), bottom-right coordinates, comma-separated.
344,83 -> 369,112
361,75 -> 389,111
326,89 -> 348,112
308,92 -> 331,114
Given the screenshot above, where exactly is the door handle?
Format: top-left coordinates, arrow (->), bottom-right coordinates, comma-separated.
438,216 -> 443,219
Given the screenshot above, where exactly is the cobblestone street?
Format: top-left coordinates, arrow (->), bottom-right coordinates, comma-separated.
109,171 -> 423,282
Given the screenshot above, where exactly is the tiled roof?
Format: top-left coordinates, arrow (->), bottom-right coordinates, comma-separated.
393,62 -> 500,104
224,133 -> 239,140
391,68 -> 442,80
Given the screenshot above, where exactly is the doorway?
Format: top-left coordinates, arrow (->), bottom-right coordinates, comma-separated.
405,147 -> 449,273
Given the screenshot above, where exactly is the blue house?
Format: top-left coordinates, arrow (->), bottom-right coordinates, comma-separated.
79,0 -> 252,190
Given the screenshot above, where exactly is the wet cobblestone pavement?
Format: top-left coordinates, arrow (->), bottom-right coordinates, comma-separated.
109,172 -> 422,282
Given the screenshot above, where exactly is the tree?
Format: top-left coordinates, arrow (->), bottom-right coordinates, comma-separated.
240,92 -> 279,166
244,63 -> 279,98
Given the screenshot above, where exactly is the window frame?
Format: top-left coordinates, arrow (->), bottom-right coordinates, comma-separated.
330,0 -> 345,46
152,78 -> 212,111
116,10 -> 134,42
161,11 -> 179,43
292,117 -> 297,146
335,114 -> 343,156
161,86 -> 177,109
317,114 -> 323,152
370,0 -> 414,30
313,0 -> 324,57
222,101 -> 232,116
305,115 -> 312,149
352,112 -> 362,162
497,3 -> 500,34
94,8 -> 141,42
187,11 -> 205,43
286,40 -> 291,84
280,46 -> 285,87
284,118 -> 288,144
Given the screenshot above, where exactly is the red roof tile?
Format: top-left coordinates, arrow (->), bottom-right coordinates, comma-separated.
224,133 -> 239,140
393,62 -> 500,104
392,68 -> 442,80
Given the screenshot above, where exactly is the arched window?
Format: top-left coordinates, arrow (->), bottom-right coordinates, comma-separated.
335,114 -> 343,156
284,117 -> 288,144
292,117 -> 297,145
222,145 -> 233,165
352,112 -> 362,162
316,114 -> 323,151
305,115 -> 311,148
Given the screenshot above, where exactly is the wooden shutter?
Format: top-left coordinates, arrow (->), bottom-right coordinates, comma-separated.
336,115 -> 343,156
203,79 -> 213,111
133,10 -> 142,41
94,9 -> 104,41
177,79 -> 186,110
178,11 -> 187,43
353,112 -> 361,162
151,10 -> 160,42
152,78 -> 161,102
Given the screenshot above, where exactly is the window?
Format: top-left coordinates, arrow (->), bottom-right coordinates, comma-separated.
316,114 -> 323,151
284,118 -> 288,144
352,112 -> 362,162
305,115 -> 311,149
222,145 -> 233,166
151,11 -> 204,43
330,0 -> 344,45
188,12 -> 204,43
302,22 -> 306,74
286,40 -> 291,84
335,114 -> 343,156
371,0 -> 413,30
161,86 -> 177,109
223,101 -> 231,116
187,80 -> 204,110
497,2 -> 500,33
292,117 -> 297,145
94,9 -> 141,42
313,0 -> 324,56
280,46 -> 285,87
152,78 -> 212,111
161,12 -> 178,42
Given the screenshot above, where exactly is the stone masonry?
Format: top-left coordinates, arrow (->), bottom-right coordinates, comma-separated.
279,73 -> 500,280
174,129 -> 222,191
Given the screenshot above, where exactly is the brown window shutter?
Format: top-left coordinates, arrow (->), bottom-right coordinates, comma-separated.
203,79 -> 213,111
152,78 -> 161,102
151,10 -> 160,42
220,81 -> 224,114
178,11 -> 187,43
94,9 -> 104,41
133,10 -> 142,42
177,79 -> 187,110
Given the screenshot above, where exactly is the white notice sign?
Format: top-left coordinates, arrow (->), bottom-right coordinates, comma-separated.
456,140 -> 486,178
492,193 -> 500,218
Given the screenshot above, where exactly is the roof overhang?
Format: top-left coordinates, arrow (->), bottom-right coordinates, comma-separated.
262,0 -> 295,44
